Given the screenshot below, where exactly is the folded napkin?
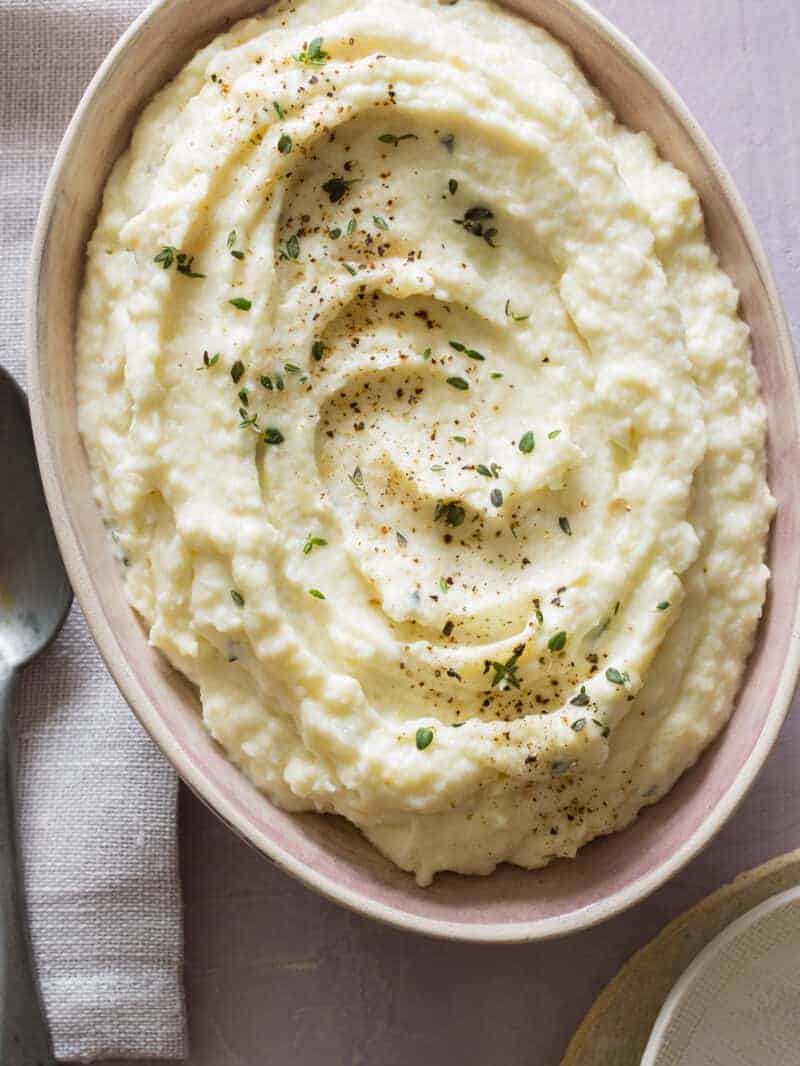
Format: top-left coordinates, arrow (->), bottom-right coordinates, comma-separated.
0,0 -> 187,1059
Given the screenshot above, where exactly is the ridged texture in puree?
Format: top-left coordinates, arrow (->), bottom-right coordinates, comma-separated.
78,0 -> 774,884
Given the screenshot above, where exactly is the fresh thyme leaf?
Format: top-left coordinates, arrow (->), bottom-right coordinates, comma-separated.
490,372 -> 503,380
449,341 -> 466,352
275,375 -> 284,391
657,601 -> 671,611
448,178 -> 458,195
263,427 -> 284,445
490,487 -> 503,507
451,435 -> 467,443
548,429 -> 561,439
277,133 -> 293,154
303,535 -> 328,555
605,667 -> 631,687
231,360 -> 245,383
312,341 -> 326,361
373,215 -> 389,231
490,650 -> 522,689
230,589 -> 245,607
535,608 -> 544,624
285,234 -> 300,260
396,531 -> 407,547
328,227 -> 342,239
423,347 -> 432,360
519,431 -> 535,454
227,230 -> 237,249
504,299 -> 530,321
284,363 -> 301,374
570,686 -> 590,707
154,245 -> 175,269
434,501 -> 465,528
593,718 -> 611,738
176,254 -> 204,277
349,466 -> 367,494
548,630 -> 567,652
273,99 -> 285,119
346,216 -> 357,236
308,588 -> 326,599
378,132 -> 419,147
343,262 -> 357,275
260,375 -> 273,390
200,350 -> 220,369
415,727 -> 434,750
475,464 -> 493,478
322,175 -> 357,203
446,376 -> 469,390
453,206 -> 497,246
559,516 -> 572,536
231,249 -> 245,260
439,576 -> 449,594
238,388 -> 249,406
571,718 -> 586,732
229,297 -> 252,311
296,36 -> 329,66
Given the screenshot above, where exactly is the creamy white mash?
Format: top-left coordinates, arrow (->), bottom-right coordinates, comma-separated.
77,0 -> 774,884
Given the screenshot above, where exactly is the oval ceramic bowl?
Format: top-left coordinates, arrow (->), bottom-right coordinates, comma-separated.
27,0 -> 800,942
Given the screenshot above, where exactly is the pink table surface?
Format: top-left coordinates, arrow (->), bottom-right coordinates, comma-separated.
103,2 -> 800,1064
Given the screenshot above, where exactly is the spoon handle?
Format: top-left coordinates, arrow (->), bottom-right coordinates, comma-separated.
0,669 -> 56,1065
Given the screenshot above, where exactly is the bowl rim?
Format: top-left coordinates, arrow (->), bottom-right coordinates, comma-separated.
26,0 -> 800,942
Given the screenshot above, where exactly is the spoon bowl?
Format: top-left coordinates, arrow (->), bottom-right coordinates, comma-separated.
0,364 -> 71,1065
0,368 -> 71,669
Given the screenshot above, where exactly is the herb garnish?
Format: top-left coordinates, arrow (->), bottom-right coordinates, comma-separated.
343,262 -> 357,276
349,466 -> 367,494
347,216 -> 357,235
229,297 -> 252,311
593,718 -> 611,738
311,341 -> 326,361
434,501 -> 465,527
230,589 -> 245,607
449,340 -> 485,361
519,431 -> 535,454
548,429 -> 561,439
322,175 -> 358,203
488,648 -> 523,689
273,99 -> 285,119
396,531 -> 408,547
571,718 -> 586,732
227,230 -> 245,260
373,215 -> 389,231
154,246 -> 205,277
504,299 -> 529,321
475,463 -> 500,478
415,727 -> 434,751
308,588 -> 326,599
277,133 -> 293,154
448,178 -> 458,195
548,631 -> 567,652
453,206 -> 497,246
303,535 -> 328,555
490,488 -> 503,507
231,360 -> 245,384
446,376 -> 469,391
279,234 -> 300,261
606,667 -> 631,687
570,686 -> 590,707
559,516 -> 572,536
657,601 -> 671,611
438,576 -> 449,594
263,427 -> 284,445
378,132 -> 419,147
296,36 -> 328,66
199,350 -> 220,370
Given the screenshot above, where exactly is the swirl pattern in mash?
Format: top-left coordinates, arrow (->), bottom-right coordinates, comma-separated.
78,0 -> 774,883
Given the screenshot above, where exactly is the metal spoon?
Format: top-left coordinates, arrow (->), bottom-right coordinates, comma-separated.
0,365 -> 71,1065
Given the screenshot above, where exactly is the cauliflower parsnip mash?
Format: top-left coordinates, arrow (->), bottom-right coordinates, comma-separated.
77,0 -> 774,884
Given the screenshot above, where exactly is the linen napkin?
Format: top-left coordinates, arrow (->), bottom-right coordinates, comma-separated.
0,0 -> 188,1059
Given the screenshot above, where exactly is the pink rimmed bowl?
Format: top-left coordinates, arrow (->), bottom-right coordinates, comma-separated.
27,0 -> 800,942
